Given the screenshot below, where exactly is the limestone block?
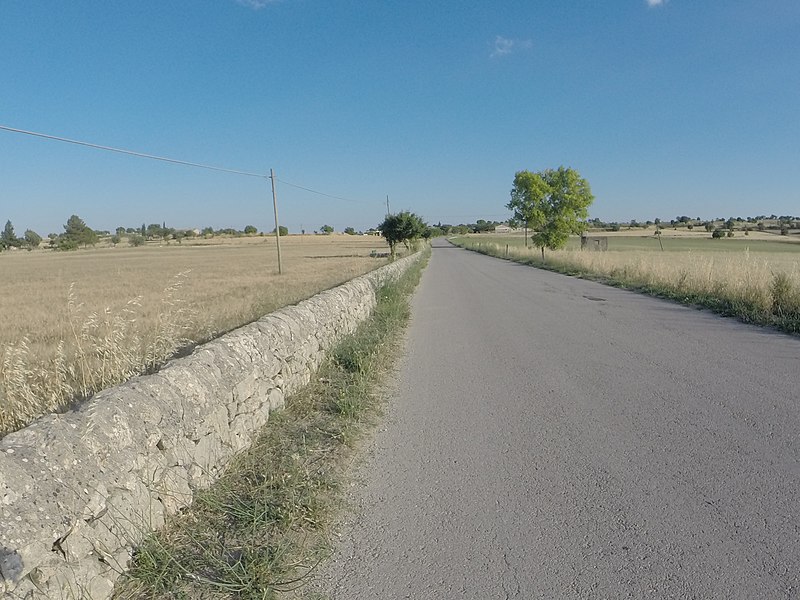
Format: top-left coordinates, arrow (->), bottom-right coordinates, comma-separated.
232,371 -> 258,405
155,466 -> 193,514
267,388 -> 285,412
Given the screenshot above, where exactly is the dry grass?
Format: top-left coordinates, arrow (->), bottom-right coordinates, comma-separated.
456,236 -> 800,331
0,235 -> 392,435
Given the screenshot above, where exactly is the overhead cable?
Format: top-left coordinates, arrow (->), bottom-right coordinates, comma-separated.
276,177 -> 371,204
0,124 -> 268,178
1,124 -> 384,207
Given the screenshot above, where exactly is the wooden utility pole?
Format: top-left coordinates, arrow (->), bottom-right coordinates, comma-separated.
386,195 -> 390,217
270,168 -> 283,274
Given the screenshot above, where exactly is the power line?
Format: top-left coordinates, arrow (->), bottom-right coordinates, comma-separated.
0,124 -> 268,178
276,177 -> 371,205
0,123 -> 383,209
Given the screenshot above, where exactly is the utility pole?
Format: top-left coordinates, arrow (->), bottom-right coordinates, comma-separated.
270,168 -> 283,274
386,195 -> 390,217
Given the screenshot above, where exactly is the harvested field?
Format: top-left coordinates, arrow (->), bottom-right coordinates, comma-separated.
0,234 -> 392,434
454,233 -> 800,333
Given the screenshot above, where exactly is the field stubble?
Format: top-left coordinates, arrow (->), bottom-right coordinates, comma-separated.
455,234 -> 800,331
0,235 -> 392,435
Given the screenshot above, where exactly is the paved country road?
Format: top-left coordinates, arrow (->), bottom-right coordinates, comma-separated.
312,239 -> 800,599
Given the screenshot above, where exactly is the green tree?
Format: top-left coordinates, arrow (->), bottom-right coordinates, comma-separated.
244,225 -> 258,235
1,220 -> 20,249
129,234 -> 146,247
61,214 -> 98,249
110,234 -> 121,246
379,211 -> 427,258
507,170 -> 549,247
507,167 -> 594,260
320,225 -> 334,234
201,226 -> 214,237
344,226 -> 356,235
146,223 -> 162,239
270,225 -> 288,236
24,229 -> 42,249
426,226 -> 445,238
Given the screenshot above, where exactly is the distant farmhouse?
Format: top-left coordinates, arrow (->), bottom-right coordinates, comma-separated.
493,223 -> 516,234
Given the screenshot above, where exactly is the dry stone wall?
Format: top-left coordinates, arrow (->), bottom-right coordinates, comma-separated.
0,252 -> 421,599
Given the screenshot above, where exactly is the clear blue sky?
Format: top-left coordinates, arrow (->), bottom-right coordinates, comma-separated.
2,0 -> 798,235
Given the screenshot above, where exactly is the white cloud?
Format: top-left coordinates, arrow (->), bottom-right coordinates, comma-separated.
646,0 -> 666,6
491,36 -> 533,58
235,0 -> 280,9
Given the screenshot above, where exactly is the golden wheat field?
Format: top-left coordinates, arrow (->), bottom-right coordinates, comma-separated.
0,234 -> 392,434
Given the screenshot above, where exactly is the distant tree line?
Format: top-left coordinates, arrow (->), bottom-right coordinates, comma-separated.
0,215 -> 274,253
584,214 -> 800,237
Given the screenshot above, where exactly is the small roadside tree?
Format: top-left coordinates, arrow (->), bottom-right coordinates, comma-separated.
244,225 -> 258,235
344,227 -> 356,235
320,225 -> 334,234
507,167 -> 594,260
379,211 -> 427,259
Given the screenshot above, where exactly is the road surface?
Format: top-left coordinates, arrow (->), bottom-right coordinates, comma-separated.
312,239 -> 800,599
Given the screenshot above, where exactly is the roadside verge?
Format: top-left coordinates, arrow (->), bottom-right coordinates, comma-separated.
0,251 -> 426,599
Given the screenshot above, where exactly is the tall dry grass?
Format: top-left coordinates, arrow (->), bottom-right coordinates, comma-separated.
0,235 -> 392,435
459,239 -> 800,329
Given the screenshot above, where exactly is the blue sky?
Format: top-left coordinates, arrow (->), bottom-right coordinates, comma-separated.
1,0 -> 798,235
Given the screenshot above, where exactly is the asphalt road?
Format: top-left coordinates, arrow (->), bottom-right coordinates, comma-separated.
312,239 -> 800,599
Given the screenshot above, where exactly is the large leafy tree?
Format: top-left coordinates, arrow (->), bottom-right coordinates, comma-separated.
507,167 -> 594,260
379,211 -> 427,258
